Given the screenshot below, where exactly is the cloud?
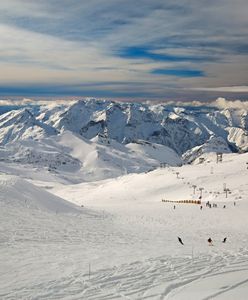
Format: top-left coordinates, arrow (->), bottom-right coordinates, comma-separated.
0,0 -> 247,99
0,98 -> 76,106
213,97 -> 248,110
2,97 -> 247,113
0,0 -> 56,19
190,86 -> 248,93
0,98 -> 32,106
143,97 -> 248,110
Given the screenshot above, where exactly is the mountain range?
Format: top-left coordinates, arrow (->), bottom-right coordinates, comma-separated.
0,99 -> 247,181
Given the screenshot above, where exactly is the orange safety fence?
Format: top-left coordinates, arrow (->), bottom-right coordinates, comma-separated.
161,199 -> 201,205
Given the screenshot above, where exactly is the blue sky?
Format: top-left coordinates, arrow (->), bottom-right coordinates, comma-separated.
0,0 -> 248,100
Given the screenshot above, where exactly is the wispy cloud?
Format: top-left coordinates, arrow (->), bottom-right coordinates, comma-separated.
190,86 -> 248,93
0,0 -> 247,100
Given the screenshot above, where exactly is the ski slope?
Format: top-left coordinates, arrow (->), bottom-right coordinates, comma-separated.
1,151 -> 248,299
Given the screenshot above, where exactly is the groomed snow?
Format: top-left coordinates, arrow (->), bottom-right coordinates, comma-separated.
1,151 -> 248,299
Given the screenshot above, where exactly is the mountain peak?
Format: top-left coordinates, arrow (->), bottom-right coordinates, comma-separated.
0,108 -> 57,145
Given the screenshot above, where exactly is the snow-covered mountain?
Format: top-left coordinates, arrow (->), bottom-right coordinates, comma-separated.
38,99 -> 248,154
0,108 -> 57,145
182,135 -> 231,164
0,99 -> 247,162
0,131 -> 182,182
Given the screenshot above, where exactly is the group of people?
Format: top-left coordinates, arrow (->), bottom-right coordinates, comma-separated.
207,237 -> 227,245
173,201 -> 236,210
205,201 -> 219,208
175,199 -> 235,246
178,236 -> 227,246
199,201 -> 235,210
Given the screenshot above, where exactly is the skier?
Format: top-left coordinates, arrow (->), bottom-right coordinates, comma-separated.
222,237 -> 227,243
178,237 -> 184,245
208,237 -> 213,246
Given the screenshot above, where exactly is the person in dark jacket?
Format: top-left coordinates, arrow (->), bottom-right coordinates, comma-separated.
178,237 -> 184,245
222,237 -> 227,243
208,238 -> 213,245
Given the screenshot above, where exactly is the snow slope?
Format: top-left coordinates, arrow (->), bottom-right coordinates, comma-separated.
0,175 -> 81,213
1,152 -> 248,299
0,131 -> 182,183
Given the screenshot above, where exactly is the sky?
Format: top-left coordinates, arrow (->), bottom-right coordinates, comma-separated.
0,0 -> 248,101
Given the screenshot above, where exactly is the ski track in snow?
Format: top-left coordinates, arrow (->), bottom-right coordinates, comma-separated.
2,244 -> 248,299
1,199 -> 248,300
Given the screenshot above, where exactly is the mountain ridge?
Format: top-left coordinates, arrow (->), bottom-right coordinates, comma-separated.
0,99 -> 247,158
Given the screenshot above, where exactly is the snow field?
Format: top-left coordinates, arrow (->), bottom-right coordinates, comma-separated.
0,152 -> 248,299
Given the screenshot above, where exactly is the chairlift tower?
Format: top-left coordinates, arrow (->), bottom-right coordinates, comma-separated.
216,152 -> 223,163
199,187 -> 204,198
224,187 -> 231,198
192,185 -> 197,194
